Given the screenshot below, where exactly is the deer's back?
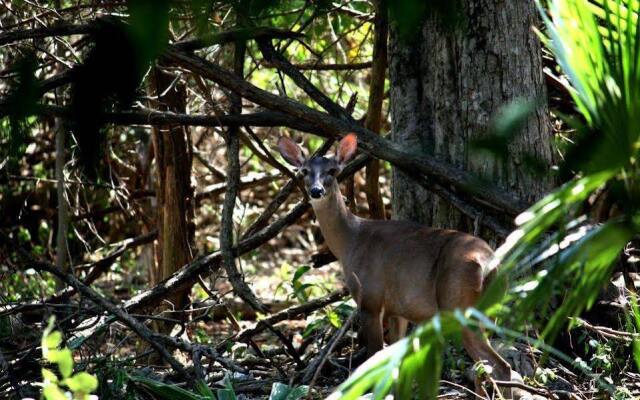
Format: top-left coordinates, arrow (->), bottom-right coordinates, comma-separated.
342,219 -> 496,322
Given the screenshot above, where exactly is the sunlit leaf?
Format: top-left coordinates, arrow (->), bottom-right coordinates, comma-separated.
43,384 -> 68,400
63,372 -> 98,394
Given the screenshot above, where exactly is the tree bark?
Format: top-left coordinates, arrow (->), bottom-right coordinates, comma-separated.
149,66 -> 194,319
389,1 -> 554,235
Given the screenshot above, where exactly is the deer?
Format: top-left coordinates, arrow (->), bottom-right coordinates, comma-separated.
278,133 -> 523,397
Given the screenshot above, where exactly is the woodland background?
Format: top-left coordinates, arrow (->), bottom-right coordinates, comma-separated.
1,0 -> 640,399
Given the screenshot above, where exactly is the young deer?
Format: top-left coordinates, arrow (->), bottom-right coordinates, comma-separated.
278,133 -> 517,394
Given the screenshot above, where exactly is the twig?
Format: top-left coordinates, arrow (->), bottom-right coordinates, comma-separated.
174,27 -> 304,52
441,380 -> 488,400
493,380 -> 556,399
304,311 -> 356,389
217,288 -> 348,352
260,60 -> 372,70
0,20 -> 95,46
573,317 -> 640,342
195,173 -> 280,203
257,39 -> 353,121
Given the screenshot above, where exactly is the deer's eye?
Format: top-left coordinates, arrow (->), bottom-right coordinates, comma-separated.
327,168 -> 338,176
300,168 -> 309,176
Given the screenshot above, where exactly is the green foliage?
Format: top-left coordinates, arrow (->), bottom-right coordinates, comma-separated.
41,317 -> 98,400
538,0 -> 640,176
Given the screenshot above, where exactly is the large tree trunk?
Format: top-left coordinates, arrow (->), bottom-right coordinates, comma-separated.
149,66 -> 195,319
389,1 -> 554,236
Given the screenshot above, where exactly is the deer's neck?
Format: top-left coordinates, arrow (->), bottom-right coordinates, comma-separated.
310,183 -> 359,262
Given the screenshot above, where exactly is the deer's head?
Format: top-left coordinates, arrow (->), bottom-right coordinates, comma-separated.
278,133 -> 357,201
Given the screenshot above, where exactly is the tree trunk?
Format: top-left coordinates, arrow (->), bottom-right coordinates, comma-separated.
364,0 -> 388,220
389,1 -> 554,237
149,66 -> 195,319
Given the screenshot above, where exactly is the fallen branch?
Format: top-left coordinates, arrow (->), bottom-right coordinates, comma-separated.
217,288 -> 348,352
493,380 -> 556,399
303,311 -> 356,385
80,231 -> 158,286
33,261 -> 248,377
573,317 -> 640,342
33,262 -> 189,378
0,231 -> 157,316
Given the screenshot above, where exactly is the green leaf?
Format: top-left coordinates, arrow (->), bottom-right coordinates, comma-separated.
268,382 -> 308,400
129,374 -> 207,400
292,265 -> 311,283
43,331 -> 62,351
325,309 -> 341,328
47,348 -> 73,379
216,389 -> 237,400
194,379 -> 215,399
217,375 -> 237,400
63,372 -> 98,394
633,340 -> 640,371
43,384 -> 68,400
41,368 -> 58,384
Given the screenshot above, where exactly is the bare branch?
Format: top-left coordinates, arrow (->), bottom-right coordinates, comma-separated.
163,47 -> 528,216
220,37 -> 268,313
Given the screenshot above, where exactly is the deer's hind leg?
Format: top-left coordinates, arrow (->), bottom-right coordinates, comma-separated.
386,316 -> 408,344
462,328 -> 513,398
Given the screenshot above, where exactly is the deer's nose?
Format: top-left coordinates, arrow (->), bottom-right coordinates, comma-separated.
309,186 -> 325,199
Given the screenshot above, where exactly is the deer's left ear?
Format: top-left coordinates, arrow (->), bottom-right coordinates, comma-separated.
336,133 -> 357,165
278,136 -> 305,168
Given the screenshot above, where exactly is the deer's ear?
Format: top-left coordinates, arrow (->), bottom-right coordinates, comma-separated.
336,133 -> 357,165
277,137 -> 305,168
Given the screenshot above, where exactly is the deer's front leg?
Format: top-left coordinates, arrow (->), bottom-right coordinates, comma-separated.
358,308 -> 383,358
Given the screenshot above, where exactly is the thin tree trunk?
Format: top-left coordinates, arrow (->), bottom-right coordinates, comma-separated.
53,0 -> 68,290
364,0 -> 388,220
221,39 -> 267,312
54,118 -> 67,286
149,65 -> 194,322
389,1 -> 554,238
